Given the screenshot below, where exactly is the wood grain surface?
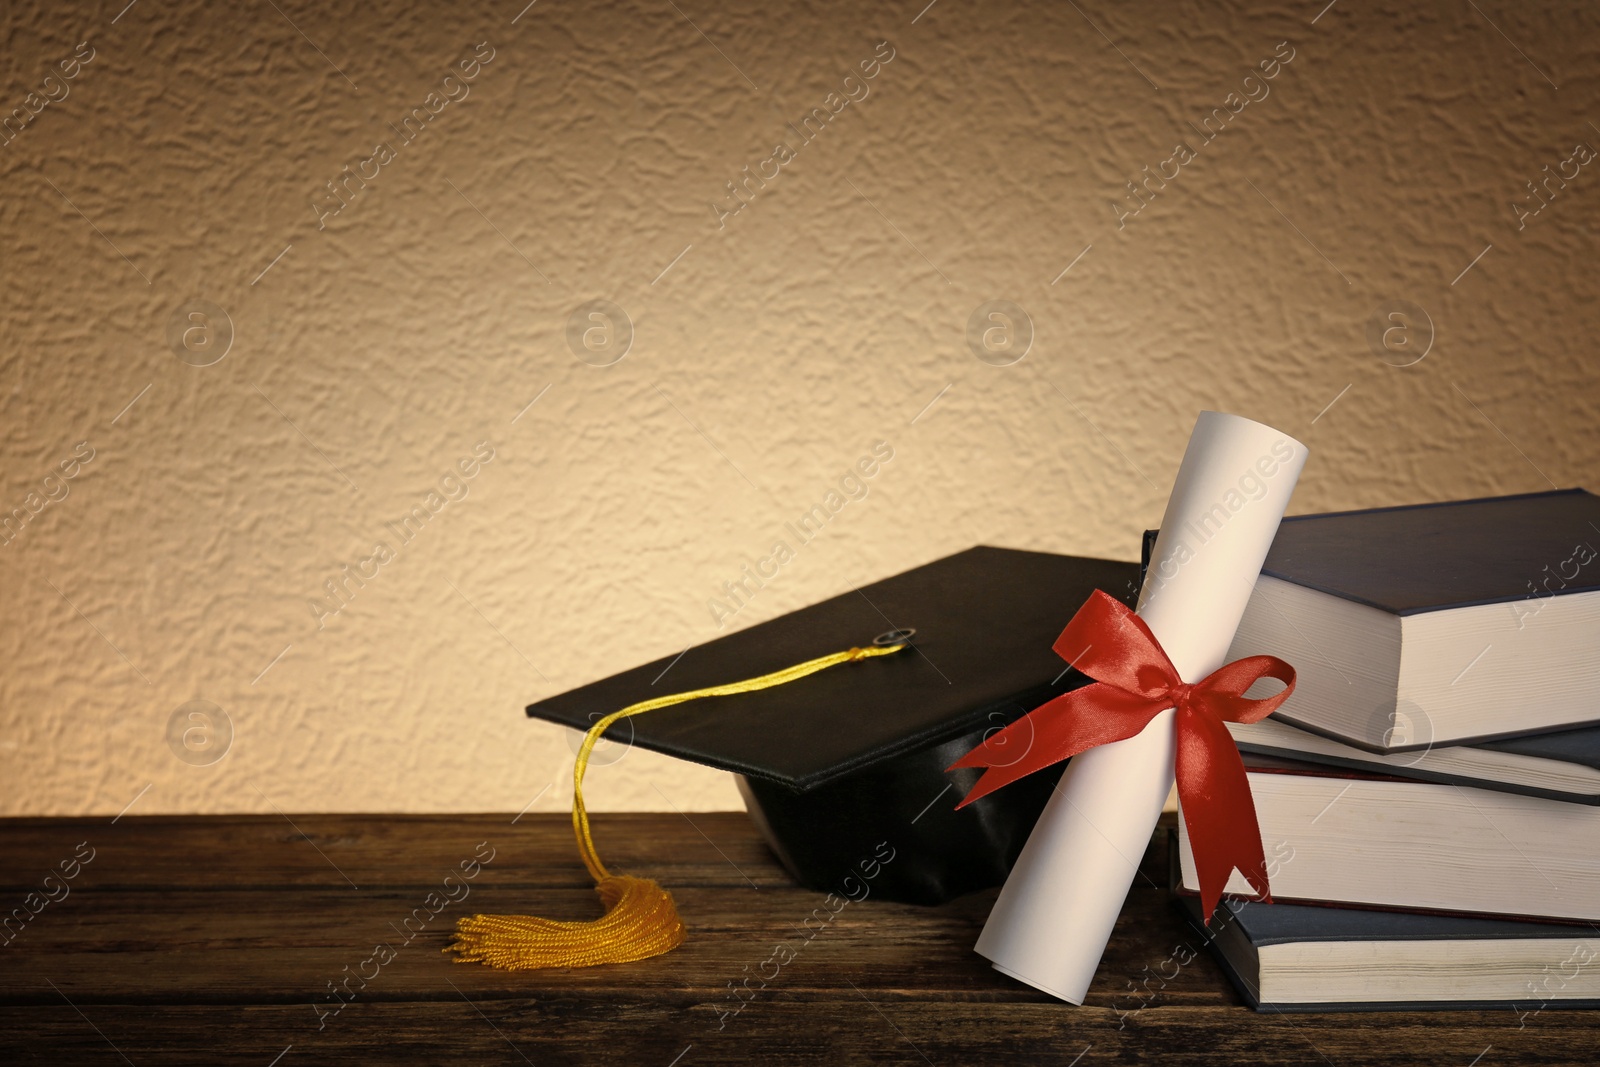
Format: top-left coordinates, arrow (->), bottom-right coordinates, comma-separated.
1,812 -> 1594,1064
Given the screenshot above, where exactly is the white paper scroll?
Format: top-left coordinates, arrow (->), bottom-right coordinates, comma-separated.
974,411 -> 1308,1004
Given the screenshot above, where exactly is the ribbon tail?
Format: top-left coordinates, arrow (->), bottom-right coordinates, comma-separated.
1175,705 -> 1271,924
954,763 -> 1040,810
949,683 -> 1166,808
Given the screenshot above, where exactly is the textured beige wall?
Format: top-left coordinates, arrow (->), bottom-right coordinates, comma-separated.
2,0 -> 1596,817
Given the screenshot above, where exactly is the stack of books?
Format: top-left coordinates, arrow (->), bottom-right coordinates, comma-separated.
1167,489 -> 1600,1011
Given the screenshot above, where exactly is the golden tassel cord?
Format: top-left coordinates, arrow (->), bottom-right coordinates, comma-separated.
447,641 -> 907,970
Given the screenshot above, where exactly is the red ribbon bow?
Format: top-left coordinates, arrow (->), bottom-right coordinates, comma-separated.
950,590 -> 1296,922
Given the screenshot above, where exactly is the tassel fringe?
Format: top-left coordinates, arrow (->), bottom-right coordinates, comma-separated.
445,642 -> 905,970
448,875 -> 685,969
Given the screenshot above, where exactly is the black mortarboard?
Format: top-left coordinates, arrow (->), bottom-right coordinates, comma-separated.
526,546 -> 1140,905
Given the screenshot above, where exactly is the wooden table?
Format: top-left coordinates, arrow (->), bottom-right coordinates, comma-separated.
1,811 -> 1594,1064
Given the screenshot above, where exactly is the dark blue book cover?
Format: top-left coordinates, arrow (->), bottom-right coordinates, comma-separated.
1259,488 -> 1599,615
1144,489 -> 1600,615
1172,865 -> 1600,1013
1484,726 -> 1600,773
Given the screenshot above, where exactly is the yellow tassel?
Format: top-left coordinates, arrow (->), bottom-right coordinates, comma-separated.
447,642 -> 907,969
450,875 -> 684,969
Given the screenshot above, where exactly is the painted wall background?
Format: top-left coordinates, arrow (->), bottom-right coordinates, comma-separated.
1,0 -> 1595,817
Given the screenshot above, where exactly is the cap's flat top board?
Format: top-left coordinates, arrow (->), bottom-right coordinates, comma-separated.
1260,488 -> 1599,614
526,547 -> 1139,791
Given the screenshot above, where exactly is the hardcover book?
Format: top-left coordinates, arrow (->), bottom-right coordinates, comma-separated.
1176,755 -> 1600,922
1171,841 -> 1600,1012
1223,489 -> 1600,750
1226,716 -> 1600,806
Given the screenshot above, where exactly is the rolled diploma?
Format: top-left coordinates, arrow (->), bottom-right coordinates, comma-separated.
974,411 -> 1308,1004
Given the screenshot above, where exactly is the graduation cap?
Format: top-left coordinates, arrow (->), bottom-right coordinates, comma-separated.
524,546 -> 1140,907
